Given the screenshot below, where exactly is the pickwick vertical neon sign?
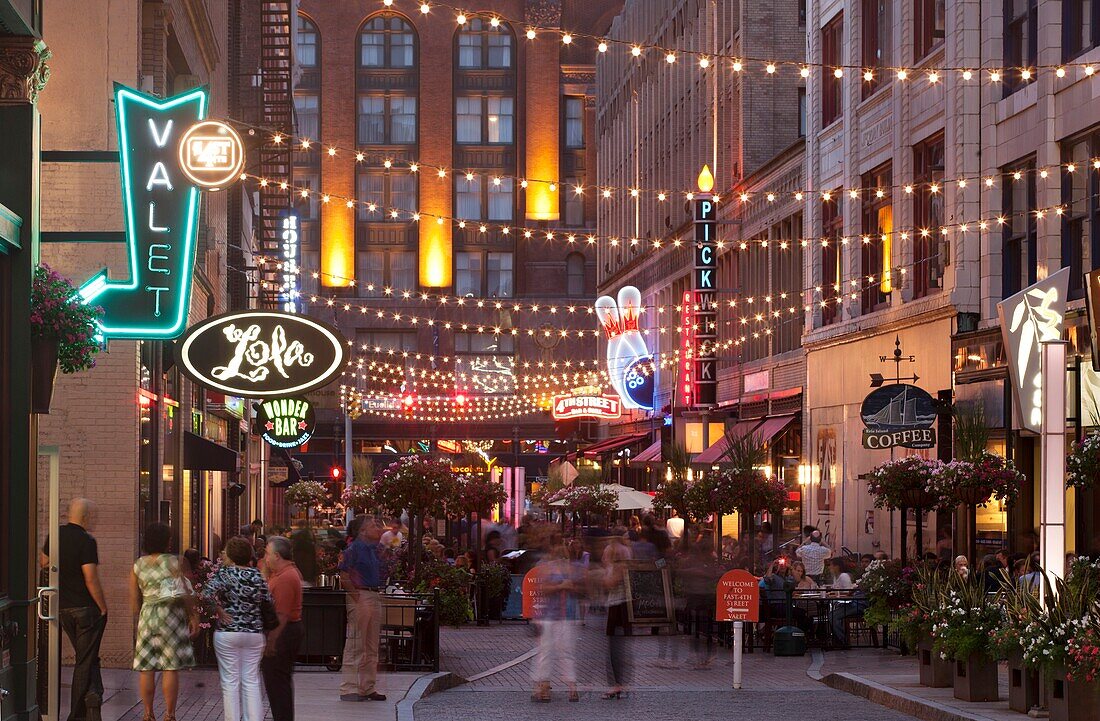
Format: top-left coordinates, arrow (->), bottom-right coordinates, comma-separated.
692,165 -> 718,408
78,84 -> 214,340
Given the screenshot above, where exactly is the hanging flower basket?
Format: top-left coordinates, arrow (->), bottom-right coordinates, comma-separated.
899,488 -> 935,509
29,264 -> 103,414
866,456 -> 943,510
929,454 -> 1024,509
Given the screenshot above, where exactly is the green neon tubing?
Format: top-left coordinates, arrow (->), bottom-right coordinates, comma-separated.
78,84 -> 207,340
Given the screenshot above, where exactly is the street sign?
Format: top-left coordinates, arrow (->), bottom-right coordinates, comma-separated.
175,310 -> 349,398
715,569 -> 759,622
520,565 -> 548,619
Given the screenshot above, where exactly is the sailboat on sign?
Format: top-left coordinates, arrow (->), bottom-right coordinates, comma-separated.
865,386 -> 937,429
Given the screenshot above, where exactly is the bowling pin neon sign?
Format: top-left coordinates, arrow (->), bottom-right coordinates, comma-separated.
595,285 -> 655,411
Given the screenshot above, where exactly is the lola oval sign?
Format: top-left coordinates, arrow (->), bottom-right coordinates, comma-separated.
174,311 -> 348,398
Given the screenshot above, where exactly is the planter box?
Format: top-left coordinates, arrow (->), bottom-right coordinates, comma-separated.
1007,651 -> 1039,714
953,654 -> 999,702
1049,667 -> 1100,721
917,640 -> 953,688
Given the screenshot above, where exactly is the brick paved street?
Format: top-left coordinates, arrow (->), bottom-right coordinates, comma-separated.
425,617 -> 921,721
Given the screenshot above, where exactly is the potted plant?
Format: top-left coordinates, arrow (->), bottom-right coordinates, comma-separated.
993,577 -> 1042,713
29,264 -> 103,413
475,560 -> 512,620
930,579 -> 1003,701
1057,620 -> 1100,721
929,453 -> 1023,509
285,479 -> 330,526
1067,434 -> 1100,491
866,456 -> 942,511
908,566 -> 953,687
859,560 -> 915,644
1041,556 -> 1100,721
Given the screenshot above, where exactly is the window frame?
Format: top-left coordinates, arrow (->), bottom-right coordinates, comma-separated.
861,0 -> 890,98
821,196 -> 843,326
912,132 -> 945,298
1064,0 -> 1100,61
1062,132 -> 1100,299
358,15 -> 416,69
356,249 -> 417,292
356,94 -> 418,146
913,0 -> 945,62
566,252 -> 586,296
860,164 -> 893,314
296,15 -> 319,69
1003,0 -> 1038,96
564,96 -> 585,149
1002,158 -> 1038,298
456,95 -> 515,146
821,14 -> 843,127
454,250 -> 514,297
356,170 -> 418,222
455,174 -> 515,221
456,18 -> 514,69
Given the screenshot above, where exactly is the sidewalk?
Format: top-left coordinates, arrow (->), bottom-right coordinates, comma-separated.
59,666 -> 427,721
817,649 -> 1023,721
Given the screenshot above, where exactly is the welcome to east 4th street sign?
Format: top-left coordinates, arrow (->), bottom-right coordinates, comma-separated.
78,84 -> 244,340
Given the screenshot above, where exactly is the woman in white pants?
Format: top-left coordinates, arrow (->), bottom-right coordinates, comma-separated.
531,544 -> 580,703
201,537 -> 272,721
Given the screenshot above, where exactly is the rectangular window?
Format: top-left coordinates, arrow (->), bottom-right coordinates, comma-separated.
357,249 -> 385,290
486,252 -> 513,298
821,197 -> 842,326
913,133 -> 945,298
456,97 -> 482,144
861,164 -> 893,313
390,26 -> 414,67
456,176 -> 481,220
861,0 -> 890,97
564,177 -> 585,226
798,88 -> 807,137
294,170 -> 320,221
1004,0 -> 1037,96
361,33 -> 385,67
390,250 -> 416,290
914,0 -> 946,60
1065,0 -> 1099,60
390,96 -> 416,144
821,14 -> 843,127
565,97 -> 584,148
488,177 -> 513,221
775,215 -> 804,354
1063,133 -> 1098,298
357,173 -> 384,220
456,251 -> 482,296
1002,159 -> 1037,298
297,22 -> 317,68
294,93 -> 319,140
391,174 -> 417,215
488,33 -> 512,68
743,239 -> 769,363
487,97 -> 514,144
458,32 -> 482,68
301,250 -> 320,296
357,96 -> 385,144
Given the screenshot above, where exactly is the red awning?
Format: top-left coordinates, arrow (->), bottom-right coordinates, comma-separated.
632,440 -> 663,464
753,413 -> 798,445
581,433 -> 651,459
693,418 -> 762,465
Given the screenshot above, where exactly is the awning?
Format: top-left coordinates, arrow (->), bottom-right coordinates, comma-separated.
693,418 -> 762,465
631,440 -> 663,464
753,413 -> 799,445
183,431 -> 239,472
581,432 -> 650,459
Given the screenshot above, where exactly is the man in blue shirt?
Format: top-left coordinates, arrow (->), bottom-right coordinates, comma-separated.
338,516 -> 387,701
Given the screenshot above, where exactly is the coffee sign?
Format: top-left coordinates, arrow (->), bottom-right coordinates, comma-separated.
175,310 -> 348,397
860,383 -> 937,449
255,397 -> 315,448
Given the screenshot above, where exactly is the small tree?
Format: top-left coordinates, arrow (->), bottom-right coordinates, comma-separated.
718,429 -> 776,565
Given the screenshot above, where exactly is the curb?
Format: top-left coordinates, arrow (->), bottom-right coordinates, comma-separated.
821,672 -> 995,721
395,671 -> 461,721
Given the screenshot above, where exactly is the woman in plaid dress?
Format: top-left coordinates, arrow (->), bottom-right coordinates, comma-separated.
129,523 -> 197,721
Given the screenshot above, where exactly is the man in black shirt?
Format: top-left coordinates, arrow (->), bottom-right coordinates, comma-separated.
41,498 -> 107,721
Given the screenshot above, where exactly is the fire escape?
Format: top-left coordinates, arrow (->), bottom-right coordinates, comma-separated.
258,0 -> 293,309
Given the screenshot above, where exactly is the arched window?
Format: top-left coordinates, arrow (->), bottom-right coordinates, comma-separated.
296,15 -> 319,68
566,253 -> 585,296
359,15 -> 414,68
457,18 -> 512,68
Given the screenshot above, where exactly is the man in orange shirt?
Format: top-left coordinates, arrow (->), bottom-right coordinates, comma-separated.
262,537 -> 304,721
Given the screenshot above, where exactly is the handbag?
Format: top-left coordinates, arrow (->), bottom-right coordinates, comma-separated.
259,597 -> 280,631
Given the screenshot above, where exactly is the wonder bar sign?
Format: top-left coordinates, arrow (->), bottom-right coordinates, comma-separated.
552,393 -> 622,420
255,397 -> 316,448
78,84 -> 244,340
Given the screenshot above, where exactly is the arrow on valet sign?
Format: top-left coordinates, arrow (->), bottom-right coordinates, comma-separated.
78,84 -> 244,340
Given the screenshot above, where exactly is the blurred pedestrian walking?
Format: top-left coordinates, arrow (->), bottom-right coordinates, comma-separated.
261,537 -> 304,721
201,537 -> 273,721
530,544 -> 580,703
602,528 -> 634,699
129,523 -> 196,721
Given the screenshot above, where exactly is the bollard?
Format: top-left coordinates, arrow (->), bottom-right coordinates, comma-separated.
732,621 -> 743,689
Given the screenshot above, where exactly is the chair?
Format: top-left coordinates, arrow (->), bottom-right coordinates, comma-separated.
380,596 -> 417,667
842,614 -> 879,648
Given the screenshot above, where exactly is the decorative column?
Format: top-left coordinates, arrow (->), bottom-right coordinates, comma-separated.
523,0 -> 560,221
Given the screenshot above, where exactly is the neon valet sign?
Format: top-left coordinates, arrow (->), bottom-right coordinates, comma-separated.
997,267 -> 1070,434
78,86 -> 244,340
595,285 -> 655,411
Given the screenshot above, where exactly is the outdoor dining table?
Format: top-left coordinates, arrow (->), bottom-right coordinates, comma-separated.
790,588 -> 866,649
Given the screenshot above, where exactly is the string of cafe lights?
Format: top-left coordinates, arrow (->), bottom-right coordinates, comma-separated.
389,0 -> 1100,82
242,172 -> 1069,265
242,122 -> 1100,206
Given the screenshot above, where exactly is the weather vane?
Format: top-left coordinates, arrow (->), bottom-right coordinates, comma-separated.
869,336 -> 919,387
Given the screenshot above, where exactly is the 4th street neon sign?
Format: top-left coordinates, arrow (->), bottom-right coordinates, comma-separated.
78,84 -> 242,340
